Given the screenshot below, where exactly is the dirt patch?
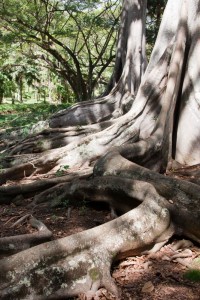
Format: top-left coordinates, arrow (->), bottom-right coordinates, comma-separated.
0,199 -> 200,299
112,245 -> 200,300
0,199 -> 111,239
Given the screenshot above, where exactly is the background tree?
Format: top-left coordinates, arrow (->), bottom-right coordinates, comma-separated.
0,70 -> 14,104
0,40 -> 16,103
146,0 -> 167,56
0,0 -> 200,299
0,0 -> 120,101
0,0 -> 166,104
11,58 -> 41,103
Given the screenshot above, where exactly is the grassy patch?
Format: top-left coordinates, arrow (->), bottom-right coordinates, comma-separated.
184,269 -> 200,282
0,103 -> 69,129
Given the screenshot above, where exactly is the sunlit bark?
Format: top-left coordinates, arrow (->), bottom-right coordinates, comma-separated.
0,0 -> 200,298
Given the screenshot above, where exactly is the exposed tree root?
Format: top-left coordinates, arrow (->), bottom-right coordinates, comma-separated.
0,168 -> 92,204
0,0 -> 200,298
5,119 -> 116,156
166,164 -> 200,185
31,153 -> 200,241
0,41 -> 171,184
0,182 -> 172,299
0,216 -> 52,253
0,151 -> 199,297
49,94 -> 120,128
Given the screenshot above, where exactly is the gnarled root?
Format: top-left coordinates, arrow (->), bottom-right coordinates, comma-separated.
0,216 -> 52,253
0,168 -> 92,205
0,182 -> 172,299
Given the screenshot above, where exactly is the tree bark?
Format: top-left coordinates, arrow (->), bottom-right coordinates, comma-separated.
0,0 -> 200,298
0,93 -> 3,104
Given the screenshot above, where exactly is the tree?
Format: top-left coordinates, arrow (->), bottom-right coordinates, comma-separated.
146,0 -> 166,56
0,38 -> 45,104
0,0 -> 200,298
10,59 -> 41,103
0,0 -> 119,101
0,70 -> 15,104
0,42 -> 17,103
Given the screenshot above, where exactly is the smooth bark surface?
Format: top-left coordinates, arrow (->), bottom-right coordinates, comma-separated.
0,0 -> 200,298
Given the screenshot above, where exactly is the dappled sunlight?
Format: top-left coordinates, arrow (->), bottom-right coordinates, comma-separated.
175,21 -> 200,164
0,0 -> 200,298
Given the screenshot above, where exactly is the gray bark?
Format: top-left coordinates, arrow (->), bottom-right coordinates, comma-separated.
0,0 -> 200,298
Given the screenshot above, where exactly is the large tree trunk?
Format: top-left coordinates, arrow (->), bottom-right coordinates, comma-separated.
0,0 -> 200,298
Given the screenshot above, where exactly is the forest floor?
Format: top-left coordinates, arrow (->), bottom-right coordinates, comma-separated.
1,197 -> 200,300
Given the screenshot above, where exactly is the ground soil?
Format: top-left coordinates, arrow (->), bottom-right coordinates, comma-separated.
0,195 -> 200,300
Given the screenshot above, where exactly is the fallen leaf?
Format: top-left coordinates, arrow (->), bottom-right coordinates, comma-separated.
141,281 -> 154,293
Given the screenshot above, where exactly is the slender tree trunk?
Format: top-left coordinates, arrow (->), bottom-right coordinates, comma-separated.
0,93 -> 3,104
19,77 -> 23,103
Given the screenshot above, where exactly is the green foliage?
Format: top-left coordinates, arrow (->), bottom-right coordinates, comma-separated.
183,257 -> 200,282
60,199 -> 71,208
184,256 -> 200,282
184,269 -> 200,282
146,0 -> 167,57
0,0 -> 120,101
78,199 -> 89,215
0,103 -> 68,129
0,71 -> 16,97
55,165 -> 70,177
79,205 -> 88,215
51,214 -> 59,221
0,0 -> 167,101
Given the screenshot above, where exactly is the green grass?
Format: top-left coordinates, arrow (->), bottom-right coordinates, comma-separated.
184,269 -> 200,282
0,102 -> 70,129
183,257 -> 200,282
